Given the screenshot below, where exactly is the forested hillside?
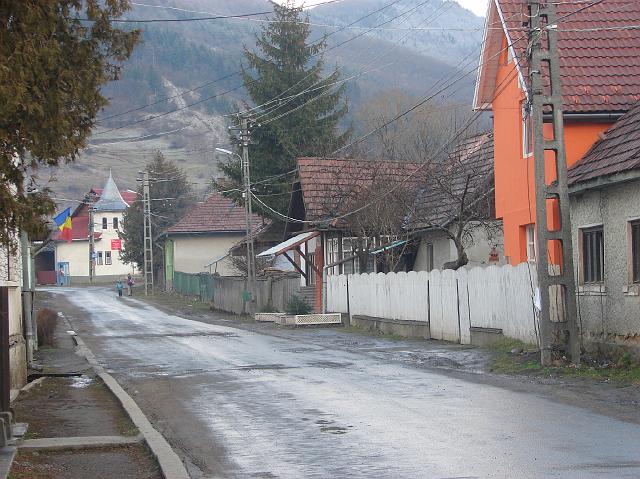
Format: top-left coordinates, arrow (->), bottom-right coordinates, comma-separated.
46,0 -> 485,201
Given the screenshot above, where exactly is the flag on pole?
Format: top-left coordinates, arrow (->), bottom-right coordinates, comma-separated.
53,208 -> 73,243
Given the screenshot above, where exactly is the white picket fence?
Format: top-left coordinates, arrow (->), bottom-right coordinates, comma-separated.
327,263 -> 540,345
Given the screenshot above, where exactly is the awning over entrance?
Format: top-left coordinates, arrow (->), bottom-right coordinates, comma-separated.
257,231 -> 319,257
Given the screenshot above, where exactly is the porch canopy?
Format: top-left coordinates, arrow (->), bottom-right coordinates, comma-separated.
257,230 -> 321,280
257,231 -> 319,257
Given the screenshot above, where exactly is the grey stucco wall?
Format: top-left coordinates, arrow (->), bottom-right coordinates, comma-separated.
414,222 -> 506,271
570,180 -> 640,355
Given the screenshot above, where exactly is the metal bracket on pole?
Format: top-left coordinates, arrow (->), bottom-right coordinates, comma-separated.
529,1 -> 580,365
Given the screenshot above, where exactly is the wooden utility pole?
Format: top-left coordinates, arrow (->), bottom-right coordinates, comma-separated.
240,115 -> 257,313
142,171 -> 154,295
528,0 -> 580,365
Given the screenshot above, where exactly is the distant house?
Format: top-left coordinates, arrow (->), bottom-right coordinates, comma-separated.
258,157 -> 425,311
408,132 -> 506,271
163,192 -> 265,288
40,172 -> 137,283
475,0 -> 640,265
568,102 -> 640,354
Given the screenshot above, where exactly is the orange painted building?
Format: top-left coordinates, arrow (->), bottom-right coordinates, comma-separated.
474,0 -> 640,265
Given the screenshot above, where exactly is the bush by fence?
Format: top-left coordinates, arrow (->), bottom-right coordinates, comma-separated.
172,271 -> 301,315
37,308 -> 58,346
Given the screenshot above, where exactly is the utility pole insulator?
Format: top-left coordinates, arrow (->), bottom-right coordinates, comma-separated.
528,0 -> 580,365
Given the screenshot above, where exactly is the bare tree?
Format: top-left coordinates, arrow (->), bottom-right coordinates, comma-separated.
317,159 -> 422,273
353,90 -> 482,163
406,132 -> 498,270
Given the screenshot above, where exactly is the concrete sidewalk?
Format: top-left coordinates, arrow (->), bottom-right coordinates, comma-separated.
2,314 -> 164,479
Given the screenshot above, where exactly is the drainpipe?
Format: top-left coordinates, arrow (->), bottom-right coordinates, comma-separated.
20,231 -> 34,364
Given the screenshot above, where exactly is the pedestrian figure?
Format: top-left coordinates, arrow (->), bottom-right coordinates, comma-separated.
58,267 -> 65,286
126,273 -> 135,296
116,279 -> 124,297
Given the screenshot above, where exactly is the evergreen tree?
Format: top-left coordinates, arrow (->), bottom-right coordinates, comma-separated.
120,152 -> 193,275
219,0 -> 350,212
0,0 -> 139,249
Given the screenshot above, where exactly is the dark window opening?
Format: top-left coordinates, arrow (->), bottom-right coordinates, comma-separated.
632,221 -> 640,283
102,217 -> 108,230
582,226 -> 604,283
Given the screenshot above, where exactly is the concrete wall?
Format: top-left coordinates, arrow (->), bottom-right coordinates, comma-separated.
570,180 -> 640,356
327,263 -> 539,345
414,222 -> 506,271
170,233 -> 245,276
0,243 -> 27,389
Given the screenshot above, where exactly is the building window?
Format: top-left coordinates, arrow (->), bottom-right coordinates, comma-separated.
582,226 -> 604,284
113,217 -> 119,230
327,238 -> 340,275
105,251 -> 112,265
97,251 -> 103,266
526,224 -> 537,263
631,221 -> 640,283
522,103 -> 533,158
102,217 -> 108,230
426,243 -> 434,272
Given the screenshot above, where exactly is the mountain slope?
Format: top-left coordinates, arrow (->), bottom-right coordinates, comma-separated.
44,0 -> 484,201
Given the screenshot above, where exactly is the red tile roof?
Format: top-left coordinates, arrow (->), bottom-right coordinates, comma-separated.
408,132 -> 494,229
569,102 -> 640,185
477,0 -> 640,113
167,192 -> 264,234
92,188 -> 138,206
296,157 -> 425,223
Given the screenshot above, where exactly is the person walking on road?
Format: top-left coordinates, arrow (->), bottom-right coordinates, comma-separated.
126,274 -> 135,296
116,278 -> 124,297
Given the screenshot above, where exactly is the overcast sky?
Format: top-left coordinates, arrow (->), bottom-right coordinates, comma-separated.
454,0 -> 488,16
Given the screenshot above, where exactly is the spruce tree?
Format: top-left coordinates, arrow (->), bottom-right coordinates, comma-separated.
120,152 -> 192,274
219,0 -> 350,212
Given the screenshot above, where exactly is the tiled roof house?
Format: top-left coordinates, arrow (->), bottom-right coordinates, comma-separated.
566,102 -> 640,353
164,192 -> 266,282
475,0 -> 640,264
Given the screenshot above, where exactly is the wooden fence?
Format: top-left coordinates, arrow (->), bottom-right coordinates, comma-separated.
327,263 -> 540,345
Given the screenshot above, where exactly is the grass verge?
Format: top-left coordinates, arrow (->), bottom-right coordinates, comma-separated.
489,338 -> 640,384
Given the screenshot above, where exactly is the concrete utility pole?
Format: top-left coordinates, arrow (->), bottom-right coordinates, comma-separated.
142,170 -> 154,295
89,203 -> 96,283
20,231 -> 34,363
528,0 -> 580,365
240,115 -> 258,313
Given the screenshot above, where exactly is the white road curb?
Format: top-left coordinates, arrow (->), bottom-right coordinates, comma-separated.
70,332 -> 190,479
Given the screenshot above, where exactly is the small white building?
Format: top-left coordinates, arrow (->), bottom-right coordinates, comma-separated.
48,173 -> 137,283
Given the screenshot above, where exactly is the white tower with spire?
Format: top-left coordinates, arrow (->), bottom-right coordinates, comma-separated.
52,171 -> 137,282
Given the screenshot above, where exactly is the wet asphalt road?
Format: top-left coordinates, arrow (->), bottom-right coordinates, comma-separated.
46,287 -> 640,478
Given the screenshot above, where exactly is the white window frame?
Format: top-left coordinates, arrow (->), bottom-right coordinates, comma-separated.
113,217 -> 119,230
105,251 -> 112,265
580,225 -> 604,284
102,217 -> 108,230
526,224 -> 537,263
96,251 -> 103,266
